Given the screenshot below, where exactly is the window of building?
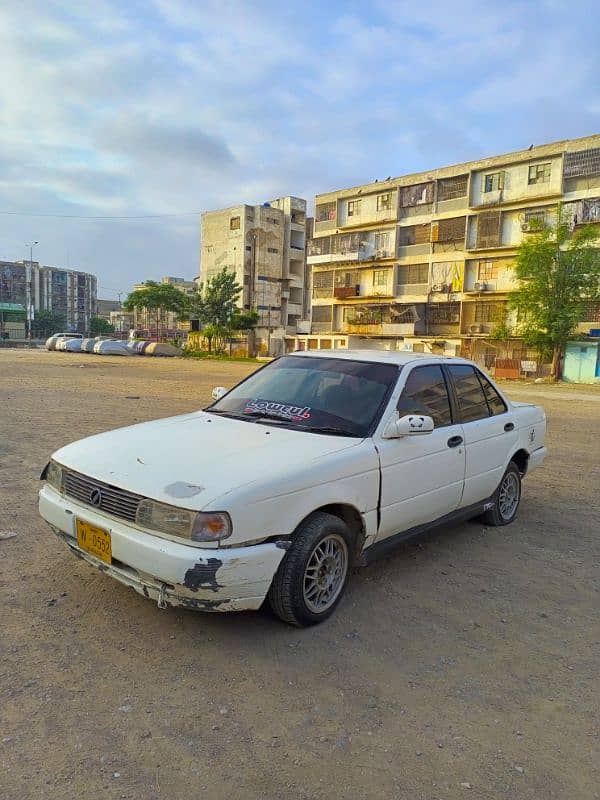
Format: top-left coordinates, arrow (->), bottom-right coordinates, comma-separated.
397,365 -> 452,427
474,302 -> 504,323
397,263 -> 429,284
477,260 -> 499,281
312,305 -> 333,322
447,365 -> 490,423
373,269 -> 389,287
563,147 -> 600,179
267,247 -> 279,254
434,216 -> 466,243
476,210 -> 503,248
245,245 -> 252,251
374,231 -> 392,255
377,193 -> 392,211
437,175 -> 468,201
399,182 -> 434,207
230,216 -> 240,230
428,302 -> 460,325
483,172 -> 505,193
347,199 -> 361,217
312,271 -> 334,289
528,163 -> 551,185
523,208 -> 547,228
316,202 -> 336,222
397,224 -> 430,246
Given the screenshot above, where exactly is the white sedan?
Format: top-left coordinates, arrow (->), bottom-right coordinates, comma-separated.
39,351 -> 546,626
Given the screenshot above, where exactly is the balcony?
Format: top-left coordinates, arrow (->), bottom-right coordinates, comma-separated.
334,286 -> 360,299
307,251 -> 360,266
341,321 -> 423,336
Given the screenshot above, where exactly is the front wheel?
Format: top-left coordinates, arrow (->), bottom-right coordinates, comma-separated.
268,512 -> 352,627
480,461 -> 522,526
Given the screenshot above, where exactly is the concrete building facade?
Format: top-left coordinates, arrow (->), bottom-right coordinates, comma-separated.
0,259 -> 97,334
300,134 -> 600,374
200,197 -> 308,354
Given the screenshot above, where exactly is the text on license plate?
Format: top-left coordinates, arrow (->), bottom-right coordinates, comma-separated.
76,519 -> 112,564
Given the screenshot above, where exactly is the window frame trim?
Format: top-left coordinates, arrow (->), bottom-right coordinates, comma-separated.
443,363 -> 508,423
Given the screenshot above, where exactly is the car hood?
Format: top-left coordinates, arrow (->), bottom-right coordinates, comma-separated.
52,411 -> 362,509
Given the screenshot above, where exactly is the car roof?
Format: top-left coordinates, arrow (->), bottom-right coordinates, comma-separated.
288,349 -> 472,367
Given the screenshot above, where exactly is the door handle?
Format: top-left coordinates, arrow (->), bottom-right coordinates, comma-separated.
504,422 -> 515,432
447,435 -> 463,448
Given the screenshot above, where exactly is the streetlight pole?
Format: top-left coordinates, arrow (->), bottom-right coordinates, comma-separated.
26,241 -> 39,339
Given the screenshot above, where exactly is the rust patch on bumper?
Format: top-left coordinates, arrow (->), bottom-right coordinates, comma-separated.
183,558 -> 223,593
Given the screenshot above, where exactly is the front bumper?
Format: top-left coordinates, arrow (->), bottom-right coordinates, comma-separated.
39,485 -> 286,612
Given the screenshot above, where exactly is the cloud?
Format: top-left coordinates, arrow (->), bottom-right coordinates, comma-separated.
0,0 -> 597,296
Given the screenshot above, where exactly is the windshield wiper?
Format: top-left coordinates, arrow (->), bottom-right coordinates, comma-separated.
205,409 -> 258,421
242,411 -> 295,425
302,426 -> 357,437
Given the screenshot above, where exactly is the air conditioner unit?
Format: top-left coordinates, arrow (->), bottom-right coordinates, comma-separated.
469,324 -> 484,334
431,283 -> 442,292
520,222 -> 532,232
474,282 -> 487,291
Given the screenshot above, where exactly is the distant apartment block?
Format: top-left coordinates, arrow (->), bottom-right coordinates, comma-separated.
201,196 -> 308,353
300,134 -> 600,371
0,259 -> 97,334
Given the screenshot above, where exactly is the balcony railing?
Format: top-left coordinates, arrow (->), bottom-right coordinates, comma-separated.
334,286 -> 359,299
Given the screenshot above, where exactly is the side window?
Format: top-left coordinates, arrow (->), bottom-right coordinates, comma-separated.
476,371 -> 507,416
397,365 -> 452,427
448,365 -> 490,422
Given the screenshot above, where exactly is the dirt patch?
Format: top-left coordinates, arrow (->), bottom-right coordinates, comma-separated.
1,350 -> 598,800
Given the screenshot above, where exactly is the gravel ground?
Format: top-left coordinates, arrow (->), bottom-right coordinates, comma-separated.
1,349 -> 598,800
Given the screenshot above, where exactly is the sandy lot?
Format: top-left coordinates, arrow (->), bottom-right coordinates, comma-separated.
1,349 -> 598,800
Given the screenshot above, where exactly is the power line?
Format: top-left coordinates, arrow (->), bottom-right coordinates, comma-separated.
0,209 -> 202,220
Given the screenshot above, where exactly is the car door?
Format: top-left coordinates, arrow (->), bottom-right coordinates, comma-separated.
376,364 -> 466,541
444,364 -> 518,506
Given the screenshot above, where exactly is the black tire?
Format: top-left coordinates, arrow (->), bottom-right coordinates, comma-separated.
268,512 -> 354,627
480,461 -> 521,526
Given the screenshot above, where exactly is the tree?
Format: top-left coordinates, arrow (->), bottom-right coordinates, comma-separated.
124,281 -> 190,339
30,310 -> 66,338
193,268 -> 242,328
191,269 -> 243,352
510,209 -> 600,380
230,310 -> 259,332
90,316 -> 115,336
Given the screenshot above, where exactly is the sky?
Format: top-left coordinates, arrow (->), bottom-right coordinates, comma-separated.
0,0 -> 598,299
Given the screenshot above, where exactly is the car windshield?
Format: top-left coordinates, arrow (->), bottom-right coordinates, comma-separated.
207,355 -> 400,437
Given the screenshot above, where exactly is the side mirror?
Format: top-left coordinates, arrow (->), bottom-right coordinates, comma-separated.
212,386 -> 228,401
383,413 -> 434,439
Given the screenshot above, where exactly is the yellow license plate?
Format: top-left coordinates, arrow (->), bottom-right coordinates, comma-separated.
76,519 -> 112,564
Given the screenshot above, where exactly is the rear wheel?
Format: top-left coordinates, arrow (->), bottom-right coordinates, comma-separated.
268,512 -> 352,627
480,461 -> 521,526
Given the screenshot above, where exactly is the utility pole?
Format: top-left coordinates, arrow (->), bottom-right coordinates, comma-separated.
26,242 -> 39,339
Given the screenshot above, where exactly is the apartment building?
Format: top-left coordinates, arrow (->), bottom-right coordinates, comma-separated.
299,134 -> 600,371
0,259 -> 97,334
201,196 -> 308,354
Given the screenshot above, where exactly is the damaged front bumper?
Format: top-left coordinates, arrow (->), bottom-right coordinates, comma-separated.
39,485 -> 286,612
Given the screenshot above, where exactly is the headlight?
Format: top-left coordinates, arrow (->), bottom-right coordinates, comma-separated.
46,461 -> 64,492
135,500 -> 232,543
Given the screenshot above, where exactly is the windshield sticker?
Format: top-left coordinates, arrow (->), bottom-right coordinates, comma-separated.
244,398 -> 311,421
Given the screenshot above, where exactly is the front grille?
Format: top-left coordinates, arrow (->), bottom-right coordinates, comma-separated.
63,470 -> 144,523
